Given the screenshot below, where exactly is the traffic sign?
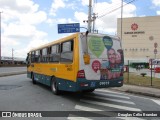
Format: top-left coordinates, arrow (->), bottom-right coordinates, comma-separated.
154,42 -> 158,48
58,23 -> 80,33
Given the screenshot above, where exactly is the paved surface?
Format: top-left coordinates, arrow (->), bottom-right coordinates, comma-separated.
111,84 -> 160,98
0,68 -> 160,98
0,67 -> 26,74
1,74 -> 160,120
0,67 -> 26,77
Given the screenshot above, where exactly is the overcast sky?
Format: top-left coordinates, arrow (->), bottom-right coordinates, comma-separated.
0,0 -> 160,58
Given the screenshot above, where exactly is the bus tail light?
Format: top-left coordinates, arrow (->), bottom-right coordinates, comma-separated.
77,70 -> 85,78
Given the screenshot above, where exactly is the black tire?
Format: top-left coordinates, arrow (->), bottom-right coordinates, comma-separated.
32,73 -> 37,84
51,77 -> 60,95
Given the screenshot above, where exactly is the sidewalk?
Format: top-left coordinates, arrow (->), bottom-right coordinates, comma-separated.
111,84 -> 160,98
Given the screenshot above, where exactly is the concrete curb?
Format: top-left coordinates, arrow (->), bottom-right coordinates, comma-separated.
0,71 -> 26,77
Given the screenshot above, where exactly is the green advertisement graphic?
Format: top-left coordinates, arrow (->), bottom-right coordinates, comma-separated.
89,36 -> 105,58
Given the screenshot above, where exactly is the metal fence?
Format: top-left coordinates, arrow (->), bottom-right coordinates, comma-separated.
124,60 -> 160,88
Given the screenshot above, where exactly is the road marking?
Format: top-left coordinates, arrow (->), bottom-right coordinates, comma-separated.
75,105 -> 119,118
152,99 -> 160,106
80,99 -> 141,111
84,94 -> 135,105
68,114 -> 92,120
75,105 -> 103,111
117,117 -> 145,120
75,105 -> 144,120
96,89 -> 124,94
94,91 -> 130,99
98,89 -> 152,100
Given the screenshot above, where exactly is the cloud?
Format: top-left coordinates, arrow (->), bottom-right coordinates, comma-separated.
74,11 -> 88,25
81,0 -> 89,6
157,11 -> 160,15
49,0 -> 65,16
47,18 -> 75,26
19,11 -> 47,25
75,0 -> 136,34
152,0 -> 160,15
0,0 -> 48,58
0,0 -> 39,13
152,0 -> 160,6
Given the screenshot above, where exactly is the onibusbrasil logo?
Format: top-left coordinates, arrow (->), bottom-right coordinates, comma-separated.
131,23 -> 138,31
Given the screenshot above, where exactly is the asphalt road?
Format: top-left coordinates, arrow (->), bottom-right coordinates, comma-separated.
0,74 -> 160,120
0,67 -> 26,74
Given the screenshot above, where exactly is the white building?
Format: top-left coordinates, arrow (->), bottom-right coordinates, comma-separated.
117,16 -> 160,63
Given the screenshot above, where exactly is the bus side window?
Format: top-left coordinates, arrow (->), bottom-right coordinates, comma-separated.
60,40 -> 74,63
42,48 -> 47,62
35,50 -> 40,63
50,44 -> 60,62
31,51 -> 35,63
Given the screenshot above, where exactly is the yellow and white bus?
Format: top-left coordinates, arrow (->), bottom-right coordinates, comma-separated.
26,32 -> 124,94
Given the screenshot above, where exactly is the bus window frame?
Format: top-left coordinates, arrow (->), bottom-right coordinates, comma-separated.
26,52 -> 31,66
50,44 -> 60,63
41,48 -> 48,63
60,39 -> 74,63
35,50 -> 40,63
31,51 -> 35,63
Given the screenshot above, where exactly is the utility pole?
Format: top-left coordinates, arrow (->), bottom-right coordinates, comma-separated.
92,13 -> 97,33
0,12 -> 2,65
88,0 -> 92,33
121,0 -> 123,40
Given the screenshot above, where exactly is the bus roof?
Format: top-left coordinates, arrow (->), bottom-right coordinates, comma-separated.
29,32 -> 120,52
29,33 -> 79,52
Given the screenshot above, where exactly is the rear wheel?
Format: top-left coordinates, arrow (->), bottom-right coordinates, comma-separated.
32,73 -> 36,84
51,77 -> 60,95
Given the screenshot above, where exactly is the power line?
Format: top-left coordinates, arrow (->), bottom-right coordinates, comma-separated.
98,0 -> 137,19
95,0 -> 131,17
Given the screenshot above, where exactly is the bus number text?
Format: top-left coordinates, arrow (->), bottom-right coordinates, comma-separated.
99,81 -> 109,86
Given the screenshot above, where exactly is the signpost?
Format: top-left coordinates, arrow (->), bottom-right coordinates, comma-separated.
154,42 -> 158,48
154,42 -> 158,59
154,48 -> 157,54
58,23 -> 80,34
153,42 -> 158,80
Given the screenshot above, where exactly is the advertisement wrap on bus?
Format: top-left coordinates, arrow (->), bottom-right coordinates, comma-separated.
26,32 -> 124,94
